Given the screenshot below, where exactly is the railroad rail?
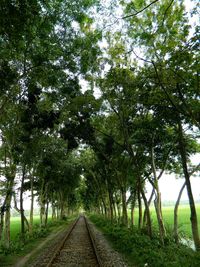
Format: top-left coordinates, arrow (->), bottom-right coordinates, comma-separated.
45,215 -> 102,267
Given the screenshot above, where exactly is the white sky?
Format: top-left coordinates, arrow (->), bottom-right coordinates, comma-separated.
146,175 -> 200,202
146,153 -> 200,202
22,175 -> 199,210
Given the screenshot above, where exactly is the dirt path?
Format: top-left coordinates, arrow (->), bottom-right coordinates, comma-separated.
13,225 -> 67,267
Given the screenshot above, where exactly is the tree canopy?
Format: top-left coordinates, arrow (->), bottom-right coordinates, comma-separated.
0,0 -> 200,252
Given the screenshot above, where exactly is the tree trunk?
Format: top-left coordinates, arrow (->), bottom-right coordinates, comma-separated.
40,199 -> 46,226
59,190 -> 66,220
174,181 -> 186,243
45,201 -> 49,226
100,203 -> 104,215
151,145 -> 166,245
102,198 -> 107,217
129,190 -> 136,227
116,202 -> 121,221
121,189 -> 128,226
130,194 -> 136,227
52,203 -> 57,221
130,204 -> 135,227
4,203 -> 11,248
20,165 -> 26,241
108,190 -> 113,222
178,121 -> 200,250
56,207 -> 59,219
29,174 -> 34,234
13,194 -> 29,231
138,187 -> 142,229
115,193 -> 121,222
60,200 -> 65,219
4,193 -> 12,248
0,203 -> 5,241
141,187 -> 152,238
113,200 -> 117,220
143,188 -> 154,227
154,190 -> 166,245
4,168 -> 15,248
39,180 -> 46,227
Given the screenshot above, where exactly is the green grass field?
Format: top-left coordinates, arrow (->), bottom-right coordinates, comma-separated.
10,216 -> 41,240
130,204 -> 200,238
0,216 -> 73,266
9,204 -> 200,240
9,215 -> 53,241
160,205 -> 200,238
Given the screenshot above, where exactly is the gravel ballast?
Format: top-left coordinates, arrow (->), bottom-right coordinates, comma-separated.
24,216 -> 129,267
87,218 -> 129,267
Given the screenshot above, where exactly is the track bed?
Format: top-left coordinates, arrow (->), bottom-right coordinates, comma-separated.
51,216 -> 99,267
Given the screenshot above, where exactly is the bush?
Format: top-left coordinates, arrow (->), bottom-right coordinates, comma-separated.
0,224 -> 50,255
0,240 -> 24,255
89,214 -> 200,267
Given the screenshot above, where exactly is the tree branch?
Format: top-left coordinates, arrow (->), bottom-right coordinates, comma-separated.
158,145 -> 173,180
13,193 -> 29,229
159,0 -> 175,29
122,0 -> 159,19
92,126 -> 124,149
189,163 -> 200,177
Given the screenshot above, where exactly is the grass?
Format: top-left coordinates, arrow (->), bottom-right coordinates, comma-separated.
10,216 -> 41,240
9,204 -> 200,241
129,204 -> 200,238
0,215 -> 75,266
1,205 -> 199,266
89,214 -> 200,267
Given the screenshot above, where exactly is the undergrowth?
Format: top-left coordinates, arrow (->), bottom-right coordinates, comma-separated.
89,214 -> 200,267
0,219 -> 67,255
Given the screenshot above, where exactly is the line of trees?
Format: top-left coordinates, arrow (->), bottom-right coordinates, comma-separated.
0,0 -> 100,248
79,0 -> 200,250
0,0 -> 199,252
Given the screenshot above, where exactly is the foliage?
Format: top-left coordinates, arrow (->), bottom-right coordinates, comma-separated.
0,216 -> 69,256
89,214 -> 200,267
0,0 -> 200,259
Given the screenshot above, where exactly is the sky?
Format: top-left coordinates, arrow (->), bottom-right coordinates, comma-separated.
145,152 -> 200,202
22,175 -> 199,210
146,175 -> 200,202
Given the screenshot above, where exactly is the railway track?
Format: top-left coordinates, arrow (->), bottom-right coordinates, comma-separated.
44,215 -> 102,267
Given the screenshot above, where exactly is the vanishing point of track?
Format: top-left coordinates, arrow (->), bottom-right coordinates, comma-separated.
45,215 -> 102,267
